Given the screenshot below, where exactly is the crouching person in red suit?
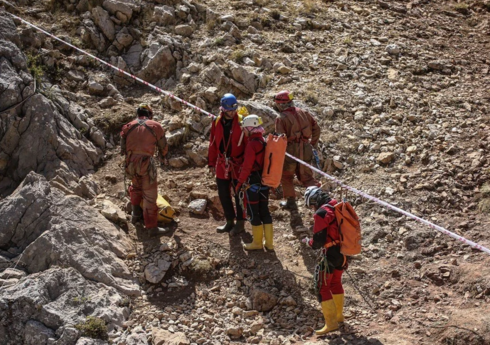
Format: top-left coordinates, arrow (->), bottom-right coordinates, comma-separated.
302,186 -> 346,335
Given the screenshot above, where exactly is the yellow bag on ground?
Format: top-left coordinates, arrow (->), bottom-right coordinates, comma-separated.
156,194 -> 175,223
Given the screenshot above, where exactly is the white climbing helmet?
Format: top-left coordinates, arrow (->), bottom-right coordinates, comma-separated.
304,186 -> 322,207
240,114 -> 263,128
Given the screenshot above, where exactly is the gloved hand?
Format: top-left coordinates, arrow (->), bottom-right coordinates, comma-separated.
301,237 -> 311,245
235,182 -> 242,194
208,166 -> 215,176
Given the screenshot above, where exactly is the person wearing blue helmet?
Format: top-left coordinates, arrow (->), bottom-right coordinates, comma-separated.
208,93 -> 248,234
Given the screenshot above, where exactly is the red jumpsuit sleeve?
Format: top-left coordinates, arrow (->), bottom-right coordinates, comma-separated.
308,207 -> 335,248
120,123 -> 130,155
208,119 -> 218,167
238,140 -> 258,184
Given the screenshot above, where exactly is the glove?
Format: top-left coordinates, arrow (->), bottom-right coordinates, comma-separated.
235,182 -> 242,194
301,237 -> 311,245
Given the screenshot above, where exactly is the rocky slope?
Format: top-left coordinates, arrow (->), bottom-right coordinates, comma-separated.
1,0 -> 490,344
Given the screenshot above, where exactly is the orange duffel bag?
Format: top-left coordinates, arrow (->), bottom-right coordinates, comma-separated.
261,133 -> 287,188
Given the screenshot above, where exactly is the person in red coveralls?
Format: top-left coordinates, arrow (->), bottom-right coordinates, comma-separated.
234,115 -> 273,250
121,103 -> 169,236
302,186 -> 346,335
208,94 -> 248,235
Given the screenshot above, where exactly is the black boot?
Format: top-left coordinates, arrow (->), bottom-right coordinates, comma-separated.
131,205 -> 143,224
280,197 -> 298,210
217,220 -> 234,233
147,227 -> 170,236
230,220 -> 246,235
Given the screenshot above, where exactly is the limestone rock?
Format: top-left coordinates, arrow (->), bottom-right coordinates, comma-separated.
92,6 -> 115,41
377,152 -> 395,164
239,101 -> 279,134
144,257 -> 171,284
168,157 -> 189,168
251,289 -> 277,312
152,328 -> 189,345
175,25 -> 194,37
0,267 -> 129,344
155,6 -> 176,26
229,62 -> 256,94
137,42 -> 176,83
103,0 -> 133,23
0,172 -> 139,296
188,199 -> 207,215
0,268 -> 26,280
101,199 -> 126,223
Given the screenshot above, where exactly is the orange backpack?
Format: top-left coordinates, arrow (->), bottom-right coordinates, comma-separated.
261,133 -> 287,188
327,201 -> 362,255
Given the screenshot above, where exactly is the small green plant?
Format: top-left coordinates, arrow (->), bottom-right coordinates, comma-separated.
305,91 -> 318,105
230,49 -> 245,62
214,37 -> 224,46
230,49 -> 252,63
74,316 -> 108,340
343,36 -> 353,45
26,53 -> 45,84
73,296 -> 90,304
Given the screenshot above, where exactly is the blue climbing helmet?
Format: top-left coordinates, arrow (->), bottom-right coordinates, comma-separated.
220,93 -> 238,111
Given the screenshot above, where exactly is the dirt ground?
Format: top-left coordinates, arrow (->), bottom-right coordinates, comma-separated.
93,146 -> 490,345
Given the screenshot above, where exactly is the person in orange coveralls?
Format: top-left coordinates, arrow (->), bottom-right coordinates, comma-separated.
274,90 -> 321,210
121,103 -> 169,236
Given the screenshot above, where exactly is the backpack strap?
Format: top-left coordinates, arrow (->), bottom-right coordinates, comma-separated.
125,118 -> 157,140
250,137 -> 266,171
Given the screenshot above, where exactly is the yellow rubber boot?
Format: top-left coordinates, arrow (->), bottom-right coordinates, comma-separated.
243,225 -> 264,250
332,294 -> 345,322
315,299 -> 339,335
264,223 -> 274,251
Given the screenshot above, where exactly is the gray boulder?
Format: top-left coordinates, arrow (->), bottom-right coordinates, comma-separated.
0,172 -> 139,296
102,0 -> 133,23
80,18 -> 107,52
92,6 -> 115,41
137,42 -> 176,83
0,93 -> 101,196
239,101 -> 279,134
155,6 -> 176,26
0,267 -> 129,345
229,62 -> 256,94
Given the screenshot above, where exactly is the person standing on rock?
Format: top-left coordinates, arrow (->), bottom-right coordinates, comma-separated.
208,93 -> 248,235
274,90 -> 321,210
302,186 -> 346,335
234,115 -> 274,250
121,103 -> 169,236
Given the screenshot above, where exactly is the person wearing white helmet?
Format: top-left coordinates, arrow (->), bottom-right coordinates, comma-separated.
302,186 -> 346,335
235,115 -> 274,250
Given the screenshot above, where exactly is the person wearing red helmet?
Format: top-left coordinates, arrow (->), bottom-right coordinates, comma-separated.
273,90 -> 321,210
121,103 -> 169,236
208,94 -> 248,235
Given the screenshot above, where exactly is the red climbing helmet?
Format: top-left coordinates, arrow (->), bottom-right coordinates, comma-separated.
274,90 -> 294,104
